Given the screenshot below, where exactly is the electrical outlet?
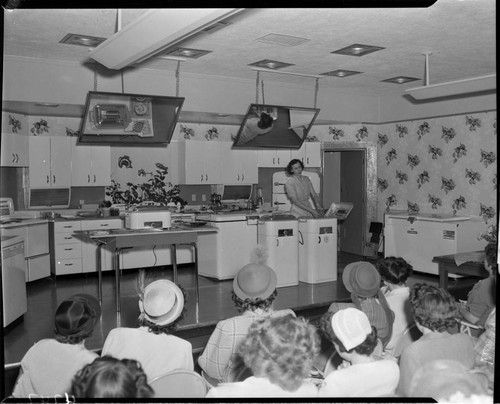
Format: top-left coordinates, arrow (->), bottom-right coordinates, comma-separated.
201,194 -> 206,202
191,194 -> 197,202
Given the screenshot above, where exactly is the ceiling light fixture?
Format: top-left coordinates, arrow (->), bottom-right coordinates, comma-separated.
60,33 -> 107,48
405,52 -> 496,100
157,47 -> 212,59
331,43 -> 385,57
248,59 -> 294,70
381,76 -> 420,84
88,9 -> 244,70
321,69 -> 362,77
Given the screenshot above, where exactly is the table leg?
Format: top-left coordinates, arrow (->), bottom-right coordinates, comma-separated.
439,264 -> 448,290
115,248 -> 121,312
171,244 -> 178,284
97,243 -> 103,305
192,242 -> 199,323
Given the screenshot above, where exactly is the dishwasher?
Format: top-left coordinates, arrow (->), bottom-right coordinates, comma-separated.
2,235 -> 27,327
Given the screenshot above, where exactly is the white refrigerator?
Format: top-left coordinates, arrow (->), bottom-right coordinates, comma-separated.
384,212 -> 486,276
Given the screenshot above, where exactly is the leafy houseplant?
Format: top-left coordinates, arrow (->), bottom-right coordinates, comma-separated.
105,163 -> 187,207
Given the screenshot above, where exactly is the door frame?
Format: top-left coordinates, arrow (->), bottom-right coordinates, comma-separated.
321,141 -> 378,252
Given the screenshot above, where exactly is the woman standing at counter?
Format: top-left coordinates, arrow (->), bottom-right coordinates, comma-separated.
285,159 -> 324,218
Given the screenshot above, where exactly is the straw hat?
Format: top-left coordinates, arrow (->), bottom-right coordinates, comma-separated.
342,261 -> 381,298
139,280 -> 184,326
331,308 -> 372,351
54,294 -> 101,338
233,263 -> 277,300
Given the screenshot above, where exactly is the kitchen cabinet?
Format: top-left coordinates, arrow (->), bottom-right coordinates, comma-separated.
80,219 -> 123,272
28,136 -> 72,188
3,222 -> 50,281
71,139 -> 111,186
177,141 -> 221,184
50,220 -> 83,275
290,142 -> 321,167
1,133 -> 29,167
219,142 -> 258,184
257,149 -> 292,168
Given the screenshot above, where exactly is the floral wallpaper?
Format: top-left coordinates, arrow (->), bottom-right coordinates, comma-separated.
2,109 -> 496,240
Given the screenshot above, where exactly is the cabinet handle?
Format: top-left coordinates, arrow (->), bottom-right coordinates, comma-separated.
206,174 -> 208,181
99,224 -> 109,227
46,175 -> 50,184
11,154 -> 15,163
88,175 -> 91,183
17,154 -> 20,163
64,263 -> 74,266
276,239 -> 280,247
242,174 -> 244,181
318,236 -> 321,244
63,225 -> 73,229
307,157 -> 310,165
64,248 -> 73,251
237,174 -> 240,181
64,236 -> 73,239
201,174 -> 203,181
273,157 -> 275,165
94,174 -> 96,183
53,175 -> 56,184
278,158 -> 280,164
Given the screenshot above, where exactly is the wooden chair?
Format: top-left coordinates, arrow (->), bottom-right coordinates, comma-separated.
457,318 -> 484,338
149,370 -> 207,398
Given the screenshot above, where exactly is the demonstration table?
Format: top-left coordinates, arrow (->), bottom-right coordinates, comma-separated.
432,251 -> 488,290
76,226 -> 216,320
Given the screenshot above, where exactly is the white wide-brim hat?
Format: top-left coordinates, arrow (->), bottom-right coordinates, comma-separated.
139,280 -> 184,326
233,263 -> 277,300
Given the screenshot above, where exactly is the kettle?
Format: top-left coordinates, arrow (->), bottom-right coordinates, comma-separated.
210,193 -> 222,207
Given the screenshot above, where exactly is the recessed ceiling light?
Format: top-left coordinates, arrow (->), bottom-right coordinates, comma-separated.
331,43 -> 385,57
157,48 -> 212,59
60,33 -> 106,48
321,69 -> 362,77
248,59 -> 294,70
381,76 -> 420,84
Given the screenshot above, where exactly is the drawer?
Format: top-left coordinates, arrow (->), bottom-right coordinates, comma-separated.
55,243 -> 82,259
54,221 -> 82,232
54,232 -> 80,244
81,219 -> 122,231
54,258 -> 82,275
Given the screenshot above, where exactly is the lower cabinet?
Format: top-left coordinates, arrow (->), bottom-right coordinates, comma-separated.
51,221 -> 83,275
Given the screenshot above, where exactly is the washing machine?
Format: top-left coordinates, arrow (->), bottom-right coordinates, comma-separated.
257,215 -> 299,287
298,217 -> 338,284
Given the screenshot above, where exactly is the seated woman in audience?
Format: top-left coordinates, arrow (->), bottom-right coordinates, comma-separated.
101,278 -> 193,381
198,246 -> 294,385
397,283 -> 475,396
12,294 -> 100,397
70,355 -> 154,398
205,314 -> 320,398
376,256 -> 420,356
318,308 -> 399,397
329,261 -> 394,349
459,242 -> 497,326
407,359 -> 490,402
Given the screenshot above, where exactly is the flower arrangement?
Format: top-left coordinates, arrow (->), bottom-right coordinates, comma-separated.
105,163 -> 187,207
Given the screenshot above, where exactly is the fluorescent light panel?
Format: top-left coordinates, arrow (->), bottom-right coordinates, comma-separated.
331,43 -> 385,57
248,59 -> 294,70
382,76 -> 420,84
321,69 -> 362,77
405,74 -> 496,99
89,9 -> 244,70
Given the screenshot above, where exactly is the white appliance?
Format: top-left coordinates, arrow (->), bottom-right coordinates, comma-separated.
257,216 -> 299,287
196,212 -> 258,280
272,171 -> 320,212
384,212 -> 487,276
2,235 -> 27,327
298,217 -> 338,284
125,209 -> 172,229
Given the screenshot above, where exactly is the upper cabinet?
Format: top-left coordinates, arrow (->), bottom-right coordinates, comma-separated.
290,142 -> 321,167
28,136 -> 72,188
257,149 -> 292,168
1,133 -> 29,167
71,139 -> 111,187
177,141 -> 221,184
220,142 -> 258,184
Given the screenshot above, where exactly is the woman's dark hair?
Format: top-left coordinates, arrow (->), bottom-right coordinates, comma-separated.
410,283 -> 458,332
376,256 -> 413,285
257,112 -> 274,130
71,356 -> 154,398
231,290 -> 277,313
485,242 -> 497,273
286,159 -> 305,175
319,311 -> 378,355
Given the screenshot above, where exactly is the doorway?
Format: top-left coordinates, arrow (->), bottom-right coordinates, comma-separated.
321,142 -> 378,256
